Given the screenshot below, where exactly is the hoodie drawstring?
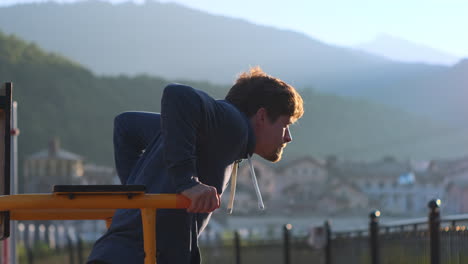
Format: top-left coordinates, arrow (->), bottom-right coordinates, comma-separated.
227,161 -> 239,214
227,155 -> 265,214
248,155 -> 265,210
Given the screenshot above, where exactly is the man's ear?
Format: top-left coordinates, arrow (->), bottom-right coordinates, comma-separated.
255,107 -> 267,125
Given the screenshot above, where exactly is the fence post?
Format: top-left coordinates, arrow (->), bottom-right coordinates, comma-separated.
77,235 -> 84,264
283,224 -> 292,264
428,199 -> 441,264
369,210 -> 380,264
25,243 -> 34,264
66,233 -> 75,264
324,220 -> 331,264
234,230 -> 241,264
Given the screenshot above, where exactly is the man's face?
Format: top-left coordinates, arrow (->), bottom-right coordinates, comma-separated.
253,110 -> 293,162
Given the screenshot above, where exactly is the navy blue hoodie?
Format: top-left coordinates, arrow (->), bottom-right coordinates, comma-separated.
88,84 -> 255,264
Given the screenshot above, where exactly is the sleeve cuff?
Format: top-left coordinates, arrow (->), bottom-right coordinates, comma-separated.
168,161 -> 200,193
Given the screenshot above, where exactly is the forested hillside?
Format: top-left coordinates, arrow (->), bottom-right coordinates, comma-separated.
1,31 -> 465,175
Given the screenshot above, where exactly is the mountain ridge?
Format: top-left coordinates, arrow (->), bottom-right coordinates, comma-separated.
0,0 -> 418,86
355,34 -> 460,65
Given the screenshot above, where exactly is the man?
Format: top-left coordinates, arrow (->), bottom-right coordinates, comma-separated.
87,67 -> 304,264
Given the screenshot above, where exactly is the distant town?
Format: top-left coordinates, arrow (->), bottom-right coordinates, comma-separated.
233,155 -> 468,217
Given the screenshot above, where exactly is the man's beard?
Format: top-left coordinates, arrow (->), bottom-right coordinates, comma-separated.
265,146 -> 285,163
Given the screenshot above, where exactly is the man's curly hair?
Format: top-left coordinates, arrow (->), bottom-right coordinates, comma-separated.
225,66 -> 304,122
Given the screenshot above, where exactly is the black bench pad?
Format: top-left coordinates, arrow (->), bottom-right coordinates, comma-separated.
53,185 -> 146,194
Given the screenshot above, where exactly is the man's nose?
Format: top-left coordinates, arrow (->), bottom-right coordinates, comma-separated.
284,127 -> 292,143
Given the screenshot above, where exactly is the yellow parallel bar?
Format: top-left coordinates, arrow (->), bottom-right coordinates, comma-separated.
10,209 -> 116,220
0,194 -> 190,211
141,208 -> 157,264
1,193 -> 192,264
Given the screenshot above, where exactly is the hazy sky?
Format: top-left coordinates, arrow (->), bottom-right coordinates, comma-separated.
2,0 -> 468,58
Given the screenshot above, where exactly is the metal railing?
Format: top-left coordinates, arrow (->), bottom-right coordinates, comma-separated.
200,199 -> 468,264
200,223 -> 324,264
324,199 -> 468,264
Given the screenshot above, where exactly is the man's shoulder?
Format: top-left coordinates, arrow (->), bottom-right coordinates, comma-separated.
163,83 -> 195,94
163,83 -> 213,100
